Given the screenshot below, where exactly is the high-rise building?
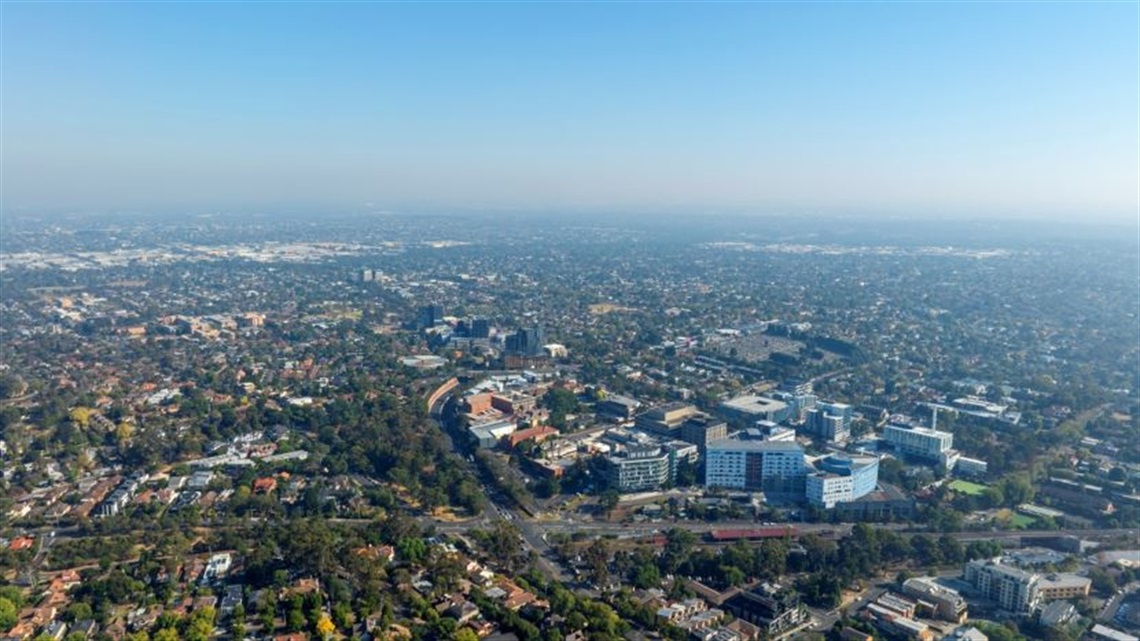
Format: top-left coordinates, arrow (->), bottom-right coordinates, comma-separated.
964,559 -> 1041,614
471,318 -> 491,339
679,414 -> 728,452
417,304 -> 444,330
603,442 -> 698,492
780,378 -> 813,397
705,440 -> 806,494
806,401 -> 853,442
505,325 -> 546,356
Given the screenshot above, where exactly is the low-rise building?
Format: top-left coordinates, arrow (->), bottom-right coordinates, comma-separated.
1037,574 -> 1091,600
719,395 -> 792,428
724,583 -> 809,639
902,577 -> 968,623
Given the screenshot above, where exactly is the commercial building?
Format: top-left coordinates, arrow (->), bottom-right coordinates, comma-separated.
805,455 -> 879,508
680,414 -> 729,452
596,394 -> 641,422
884,424 -> 954,463
468,419 -> 518,449
964,559 -> 1041,614
719,395 -> 793,427
705,440 -> 806,494
1037,574 -> 1091,600
505,326 -> 546,356
635,403 -> 702,436
417,304 -> 444,330
956,456 -> 989,478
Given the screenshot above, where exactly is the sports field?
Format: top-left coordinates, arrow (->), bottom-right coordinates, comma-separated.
948,479 -> 987,496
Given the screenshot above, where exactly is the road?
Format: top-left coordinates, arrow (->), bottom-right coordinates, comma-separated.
1100,582 -> 1140,623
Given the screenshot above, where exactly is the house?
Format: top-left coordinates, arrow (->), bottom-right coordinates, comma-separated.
8,537 -> 33,552
41,621 -> 67,641
840,628 -> 874,641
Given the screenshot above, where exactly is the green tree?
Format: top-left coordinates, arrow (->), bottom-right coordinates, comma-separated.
455,628 -> 480,641
65,602 -> 93,622
599,490 -> 620,516
0,597 -> 17,632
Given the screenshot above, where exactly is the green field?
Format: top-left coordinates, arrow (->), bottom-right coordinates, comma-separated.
1010,514 -> 1037,529
949,479 -> 988,496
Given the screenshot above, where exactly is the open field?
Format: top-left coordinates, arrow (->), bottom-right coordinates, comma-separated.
949,480 -> 987,496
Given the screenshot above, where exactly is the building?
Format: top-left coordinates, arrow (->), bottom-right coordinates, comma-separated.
805,455 -> 879,508
780,379 -> 813,396
884,425 -> 953,463
490,391 -> 537,415
596,395 -> 641,422
964,559 -> 1041,613
902,577 -> 968,623
505,326 -> 546,356
470,318 -> 491,339
1037,601 -> 1076,628
506,425 -> 558,449
724,583 -> 809,638
744,421 -> 796,442
1089,626 -> 1140,641
635,403 -> 701,436
417,304 -> 444,330
805,402 -> 853,443
680,415 -> 729,452
603,446 -> 672,492
956,456 -> 989,478
719,395 -> 793,428
468,419 -> 518,449
705,440 -> 806,495
944,627 -> 989,641
1037,574 -> 1091,600
884,618 -> 933,641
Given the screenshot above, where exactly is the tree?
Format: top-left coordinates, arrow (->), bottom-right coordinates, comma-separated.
315,614 -> 335,640
153,628 -> 179,641
1088,567 -> 1117,598
632,562 -> 661,589
543,389 -> 579,427
455,628 -> 480,641
65,602 -> 93,622
599,490 -> 620,517
0,598 -> 16,632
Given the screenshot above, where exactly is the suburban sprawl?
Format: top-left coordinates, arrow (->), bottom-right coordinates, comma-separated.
0,212 -> 1136,641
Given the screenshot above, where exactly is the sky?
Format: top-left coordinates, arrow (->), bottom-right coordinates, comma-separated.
1,2 -> 1137,222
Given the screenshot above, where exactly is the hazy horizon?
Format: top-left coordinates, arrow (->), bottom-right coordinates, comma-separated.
2,2 -> 1138,222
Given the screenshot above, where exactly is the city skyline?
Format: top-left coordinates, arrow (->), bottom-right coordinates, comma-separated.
2,2 -> 1137,222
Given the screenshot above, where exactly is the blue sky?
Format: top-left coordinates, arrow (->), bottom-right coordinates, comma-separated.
2,2 -> 1137,221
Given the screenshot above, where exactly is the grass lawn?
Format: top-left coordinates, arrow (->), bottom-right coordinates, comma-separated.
948,479 -> 988,496
1010,514 -> 1038,529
